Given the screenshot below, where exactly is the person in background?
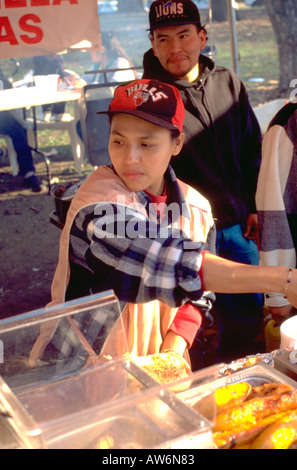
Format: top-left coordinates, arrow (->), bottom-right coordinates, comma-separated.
33,54 -> 77,122
256,100 -> 297,326
82,31 -> 139,85
142,0 -> 264,366
30,80 -> 297,369
76,31 -> 139,144
0,66 -> 43,192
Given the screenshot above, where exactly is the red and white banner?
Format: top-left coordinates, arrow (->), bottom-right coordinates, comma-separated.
0,0 -> 101,59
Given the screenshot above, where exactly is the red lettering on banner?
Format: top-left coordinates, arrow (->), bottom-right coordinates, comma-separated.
1,0 -> 78,7
4,0 -> 26,8
52,0 -> 78,4
0,16 -> 18,44
19,14 -> 43,44
31,0 -> 50,6
0,14 -> 42,45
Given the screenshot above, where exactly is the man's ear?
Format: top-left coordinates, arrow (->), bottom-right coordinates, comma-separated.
150,32 -> 160,58
151,37 -> 158,58
199,29 -> 207,51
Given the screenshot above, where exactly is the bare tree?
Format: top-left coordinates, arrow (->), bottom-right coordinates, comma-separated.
264,0 -> 297,94
212,0 -> 229,22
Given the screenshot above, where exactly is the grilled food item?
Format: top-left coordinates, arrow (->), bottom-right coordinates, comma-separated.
194,382 -> 252,421
214,389 -> 297,432
215,382 -> 252,413
249,411 -> 297,449
214,410 -> 294,449
133,353 -> 189,384
246,382 -> 293,400
213,381 -> 297,449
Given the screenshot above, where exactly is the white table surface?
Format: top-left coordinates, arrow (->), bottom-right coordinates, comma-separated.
0,86 -> 81,112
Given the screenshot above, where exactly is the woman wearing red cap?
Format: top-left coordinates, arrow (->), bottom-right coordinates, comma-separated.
31,79 -> 297,370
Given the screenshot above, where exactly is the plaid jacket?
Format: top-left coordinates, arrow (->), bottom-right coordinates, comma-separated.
66,166 -> 216,312
32,165 -> 216,363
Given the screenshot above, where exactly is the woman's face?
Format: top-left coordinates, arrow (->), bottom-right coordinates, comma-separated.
109,114 -> 184,195
90,48 -> 107,65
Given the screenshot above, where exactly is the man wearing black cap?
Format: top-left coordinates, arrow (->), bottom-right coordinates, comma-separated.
143,0 -> 264,365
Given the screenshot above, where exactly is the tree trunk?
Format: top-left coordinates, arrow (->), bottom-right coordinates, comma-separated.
212,0 -> 228,22
264,0 -> 297,94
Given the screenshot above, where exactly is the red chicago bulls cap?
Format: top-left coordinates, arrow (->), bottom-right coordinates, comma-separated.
97,79 -> 185,133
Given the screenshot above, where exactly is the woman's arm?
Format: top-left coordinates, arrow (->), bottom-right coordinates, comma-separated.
202,253 -> 297,307
71,203 -> 297,309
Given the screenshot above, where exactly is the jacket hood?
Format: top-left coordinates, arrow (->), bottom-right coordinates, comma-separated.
142,48 -> 216,87
142,48 -> 219,153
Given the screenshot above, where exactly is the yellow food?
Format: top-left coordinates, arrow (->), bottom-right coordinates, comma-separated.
249,411 -> 297,449
212,381 -> 297,449
136,354 -> 189,384
214,411 -> 293,449
214,389 -> 297,432
193,382 -> 252,420
215,382 -> 252,413
247,382 -> 293,401
95,434 -> 114,449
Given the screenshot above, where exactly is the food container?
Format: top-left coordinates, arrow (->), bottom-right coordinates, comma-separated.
175,362 -> 297,422
274,350 -> 297,382
201,362 -> 297,390
280,315 -> 297,349
34,74 -> 59,91
50,180 -> 83,225
6,289 -> 295,450
15,365 -> 216,449
176,363 -> 297,450
0,375 -> 43,449
0,290 -> 217,449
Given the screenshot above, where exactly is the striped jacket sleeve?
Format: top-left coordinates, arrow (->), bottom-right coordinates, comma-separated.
68,201 -> 213,308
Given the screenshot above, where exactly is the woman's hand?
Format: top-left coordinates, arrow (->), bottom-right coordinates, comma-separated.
160,330 -> 187,357
160,330 -> 191,374
269,304 -> 294,325
244,213 -> 258,241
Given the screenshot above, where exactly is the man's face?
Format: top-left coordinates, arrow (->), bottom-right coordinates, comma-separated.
151,24 -> 207,82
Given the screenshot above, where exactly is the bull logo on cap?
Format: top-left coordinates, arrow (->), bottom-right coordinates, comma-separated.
133,90 -> 150,107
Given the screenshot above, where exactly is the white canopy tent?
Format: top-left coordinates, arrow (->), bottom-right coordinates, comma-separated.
0,0 -> 101,60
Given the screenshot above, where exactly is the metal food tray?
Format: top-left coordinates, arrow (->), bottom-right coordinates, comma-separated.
176,364 -> 297,414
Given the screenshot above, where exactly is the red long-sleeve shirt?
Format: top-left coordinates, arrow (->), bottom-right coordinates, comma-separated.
145,188 -> 203,347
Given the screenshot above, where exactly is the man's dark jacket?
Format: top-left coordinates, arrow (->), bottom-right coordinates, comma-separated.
143,49 -> 262,230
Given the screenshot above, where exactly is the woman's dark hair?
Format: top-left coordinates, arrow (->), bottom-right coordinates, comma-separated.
109,114 -> 181,139
170,128 -> 181,139
101,31 -> 138,78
